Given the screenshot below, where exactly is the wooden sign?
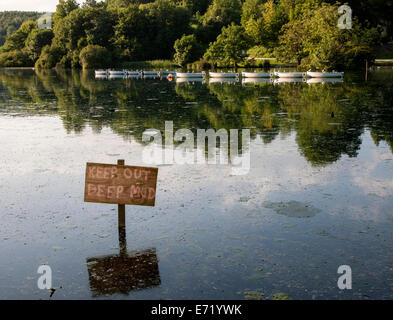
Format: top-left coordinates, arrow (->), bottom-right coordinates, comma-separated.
84,162 -> 158,207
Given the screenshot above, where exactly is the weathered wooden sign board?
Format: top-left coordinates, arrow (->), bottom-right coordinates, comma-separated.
84,162 -> 158,207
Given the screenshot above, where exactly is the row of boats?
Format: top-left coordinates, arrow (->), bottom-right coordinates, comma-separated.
95,75 -> 343,84
95,69 -> 344,79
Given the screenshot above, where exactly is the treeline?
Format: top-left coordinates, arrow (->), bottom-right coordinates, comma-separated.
0,0 -> 390,70
0,11 -> 42,46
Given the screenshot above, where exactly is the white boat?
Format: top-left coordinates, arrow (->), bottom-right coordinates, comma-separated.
306,71 -> 344,78
161,70 -> 177,75
143,71 -> 160,76
176,72 -> 205,78
126,70 -> 142,76
274,71 -> 305,78
108,70 -> 126,76
241,71 -> 270,78
209,72 -> 239,78
95,70 -> 108,76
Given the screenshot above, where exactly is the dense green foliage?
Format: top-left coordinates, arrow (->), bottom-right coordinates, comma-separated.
0,0 -> 390,69
0,11 -> 42,46
174,34 -> 202,66
274,1 -> 381,70
204,24 -> 250,66
79,45 -> 111,69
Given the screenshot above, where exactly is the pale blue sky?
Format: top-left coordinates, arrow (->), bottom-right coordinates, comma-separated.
0,0 -> 104,12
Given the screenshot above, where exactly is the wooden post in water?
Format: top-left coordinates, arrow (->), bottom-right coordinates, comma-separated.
117,159 -> 126,254
117,159 -> 126,228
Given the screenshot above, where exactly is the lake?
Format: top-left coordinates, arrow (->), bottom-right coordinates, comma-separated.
0,68 -> 392,299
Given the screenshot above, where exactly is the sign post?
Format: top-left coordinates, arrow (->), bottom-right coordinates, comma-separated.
84,160 -> 158,247
117,159 -> 126,229
84,161 -> 160,296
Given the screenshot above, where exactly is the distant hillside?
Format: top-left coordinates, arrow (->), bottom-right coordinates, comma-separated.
0,11 -> 42,46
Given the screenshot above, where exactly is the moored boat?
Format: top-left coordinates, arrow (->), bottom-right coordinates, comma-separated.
143,71 -> 160,76
306,71 -> 344,78
108,70 -> 126,76
241,71 -> 270,78
95,70 -> 108,76
160,70 -> 177,76
209,71 -> 239,78
126,70 -> 143,76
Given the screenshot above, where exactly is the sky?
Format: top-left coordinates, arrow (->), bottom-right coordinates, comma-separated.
0,0 -> 103,12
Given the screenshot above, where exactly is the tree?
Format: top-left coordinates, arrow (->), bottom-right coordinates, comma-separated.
51,6 -> 115,68
204,23 -> 251,67
197,0 -> 242,45
35,45 -> 63,69
0,11 -> 42,46
113,0 -> 191,60
0,20 -> 36,53
113,4 -> 150,60
274,2 -> 381,70
79,45 -> 111,69
0,50 -> 31,67
173,34 -> 202,66
25,29 -> 54,61
145,0 -> 191,59
202,0 -> 242,26
53,0 -> 79,23
241,0 -> 288,48
176,0 -> 212,14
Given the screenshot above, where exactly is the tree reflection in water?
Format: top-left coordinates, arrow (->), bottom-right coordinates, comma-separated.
0,68 -> 392,167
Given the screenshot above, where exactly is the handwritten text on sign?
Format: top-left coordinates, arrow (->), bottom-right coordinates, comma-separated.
84,163 -> 158,206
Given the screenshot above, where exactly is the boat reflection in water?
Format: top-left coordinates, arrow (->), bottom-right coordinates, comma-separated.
108,75 -> 127,80
273,77 -> 306,84
176,77 -> 205,84
242,78 -> 272,85
306,78 -> 344,84
208,77 -> 239,84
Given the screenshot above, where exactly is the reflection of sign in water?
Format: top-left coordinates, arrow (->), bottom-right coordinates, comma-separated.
84,162 -> 158,206
86,248 -> 160,297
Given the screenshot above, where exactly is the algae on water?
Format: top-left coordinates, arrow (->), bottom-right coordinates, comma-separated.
263,201 -> 321,218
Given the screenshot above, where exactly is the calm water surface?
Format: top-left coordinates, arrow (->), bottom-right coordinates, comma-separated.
0,69 -> 392,299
